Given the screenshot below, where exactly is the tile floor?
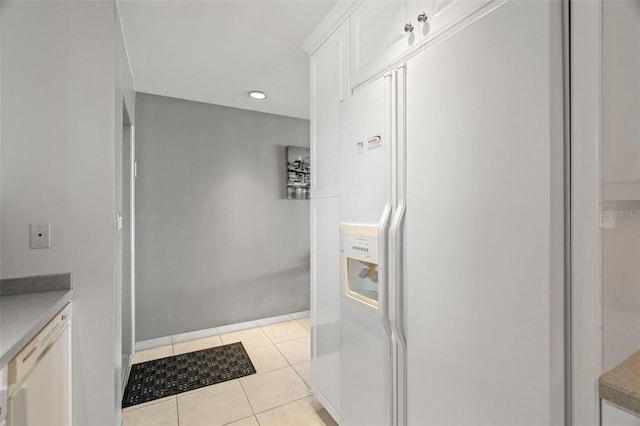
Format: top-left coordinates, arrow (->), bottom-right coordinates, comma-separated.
122,316 -> 337,426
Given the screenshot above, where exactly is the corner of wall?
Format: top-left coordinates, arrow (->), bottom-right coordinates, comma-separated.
0,0 -> 4,280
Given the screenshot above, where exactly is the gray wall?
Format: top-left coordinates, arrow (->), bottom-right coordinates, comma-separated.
135,93 -> 310,341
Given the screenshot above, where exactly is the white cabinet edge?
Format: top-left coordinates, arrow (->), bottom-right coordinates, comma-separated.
302,1 -> 362,55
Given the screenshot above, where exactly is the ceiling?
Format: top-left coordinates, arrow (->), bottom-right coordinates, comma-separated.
117,0 -> 337,120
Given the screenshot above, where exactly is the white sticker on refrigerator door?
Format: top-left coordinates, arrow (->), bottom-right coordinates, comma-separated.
367,135 -> 382,150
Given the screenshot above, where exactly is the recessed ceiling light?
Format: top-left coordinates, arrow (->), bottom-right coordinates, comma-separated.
249,91 -> 267,100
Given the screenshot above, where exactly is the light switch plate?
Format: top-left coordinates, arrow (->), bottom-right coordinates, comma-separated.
30,224 -> 51,249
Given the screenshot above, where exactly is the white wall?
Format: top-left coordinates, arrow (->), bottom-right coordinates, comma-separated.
602,0 -> 640,371
602,0 -> 640,203
600,1 -> 640,425
571,1 -> 603,424
1,2 -> 133,424
0,0 -> 3,279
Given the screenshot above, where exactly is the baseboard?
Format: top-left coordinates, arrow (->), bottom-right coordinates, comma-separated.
134,310 -> 311,353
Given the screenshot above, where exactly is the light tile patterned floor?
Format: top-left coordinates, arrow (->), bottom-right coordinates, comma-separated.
123,317 -> 337,426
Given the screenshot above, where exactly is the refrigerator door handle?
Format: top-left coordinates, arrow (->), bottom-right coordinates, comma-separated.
377,72 -> 394,338
377,203 -> 392,338
378,72 -> 394,340
389,202 -> 407,426
389,65 -> 408,426
377,71 -> 395,426
377,191 -> 394,426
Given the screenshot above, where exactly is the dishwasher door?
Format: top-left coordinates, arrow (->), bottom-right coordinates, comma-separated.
7,304 -> 71,426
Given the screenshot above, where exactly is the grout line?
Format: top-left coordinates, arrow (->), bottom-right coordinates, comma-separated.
252,394 -> 313,416
241,342 -> 276,358
249,364 -> 291,378
172,378 -> 241,400
175,394 -> 180,426
259,324 -> 310,345
271,338 -> 291,365
259,325 -> 277,346
294,318 -> 311,332
238,359 -> 311,409
122,395 -> 176,413
238,377 -> 257,416
274,335 -> 311,366
221,415 -> 257,426
220,327 -> 272,349
291,363 -> 311,389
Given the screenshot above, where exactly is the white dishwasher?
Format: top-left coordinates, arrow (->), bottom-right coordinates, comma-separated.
6,304 -> 71,426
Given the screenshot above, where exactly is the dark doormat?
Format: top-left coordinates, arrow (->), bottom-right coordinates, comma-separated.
122,341 -> 256,408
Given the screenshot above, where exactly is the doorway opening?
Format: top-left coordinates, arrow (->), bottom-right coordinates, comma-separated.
120,103 -> 136,389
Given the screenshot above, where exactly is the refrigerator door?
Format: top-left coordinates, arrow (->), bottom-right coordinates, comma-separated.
404,1 -> 565,425
339,75 -> 393,426
339,75 -> 389,225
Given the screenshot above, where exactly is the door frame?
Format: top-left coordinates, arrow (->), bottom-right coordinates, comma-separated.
119,101 -> 136,392
570,1 -> 604,425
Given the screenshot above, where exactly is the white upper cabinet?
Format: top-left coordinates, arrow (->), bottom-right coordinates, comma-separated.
350,1 -> 419,88
351,0 -> 493,88
310,19 -> 350,199
417,0 -> 493,42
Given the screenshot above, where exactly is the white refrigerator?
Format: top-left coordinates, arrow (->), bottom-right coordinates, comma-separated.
338,1 -> 566,425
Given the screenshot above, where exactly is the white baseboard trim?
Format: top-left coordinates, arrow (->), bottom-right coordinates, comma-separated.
134,310 -> 311,352
135,336 -> 172,352
171,325 -> 219,344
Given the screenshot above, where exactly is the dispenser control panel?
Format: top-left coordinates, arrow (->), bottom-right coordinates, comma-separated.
340,233 -> 378,263
340,223 -> 380,308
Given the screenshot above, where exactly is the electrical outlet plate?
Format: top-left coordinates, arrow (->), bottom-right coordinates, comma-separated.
30,224 -> 51,249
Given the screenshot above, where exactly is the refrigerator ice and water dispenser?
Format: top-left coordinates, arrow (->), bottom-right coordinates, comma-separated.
340,224 -> 379,308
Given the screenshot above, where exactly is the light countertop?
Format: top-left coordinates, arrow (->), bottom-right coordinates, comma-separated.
1,289 -> 73,365
599,350 -> 640,417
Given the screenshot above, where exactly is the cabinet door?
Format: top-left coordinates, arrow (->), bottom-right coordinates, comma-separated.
351,1 -> 419,88
602,401 -> 640,426
310,197 -> 341,421
310,20 -> 349,199
416,0 -> 493,44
